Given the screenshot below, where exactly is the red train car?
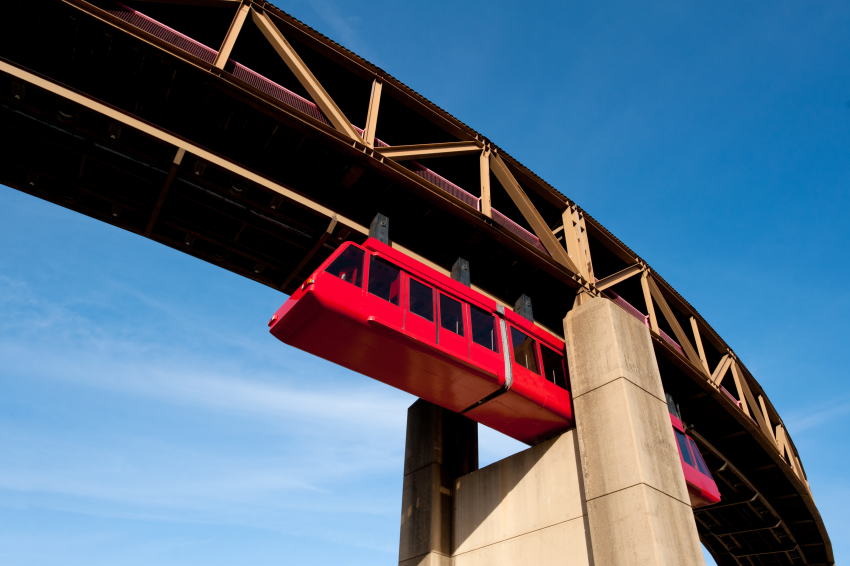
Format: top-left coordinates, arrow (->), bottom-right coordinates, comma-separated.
269,238 -> 572,444
269,238 -> 720,506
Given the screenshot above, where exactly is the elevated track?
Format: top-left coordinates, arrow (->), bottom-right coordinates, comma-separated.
0,1 -> 833,563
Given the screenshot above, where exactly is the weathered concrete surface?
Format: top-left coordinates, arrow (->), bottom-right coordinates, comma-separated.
565,297 -> 704,566
399,400 -> 477,566
585,483 -> 706,565
453,431 -> 591,566
574,376 -> 690,503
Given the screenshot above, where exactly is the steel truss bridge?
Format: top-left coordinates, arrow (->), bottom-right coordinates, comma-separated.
0,1 -> 833,563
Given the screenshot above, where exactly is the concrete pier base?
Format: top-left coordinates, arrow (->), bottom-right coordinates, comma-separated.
453,430 -> 592,566
565,297 -> 704,566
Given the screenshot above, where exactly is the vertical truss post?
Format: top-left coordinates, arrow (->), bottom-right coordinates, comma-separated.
561,203 -> 594,282
363,79 -> 382,147
479,149 -> 492,217
640,270 -> 660,334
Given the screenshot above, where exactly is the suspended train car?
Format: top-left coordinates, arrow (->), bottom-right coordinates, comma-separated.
269,238 -> 720,506
269,238 -> 572,444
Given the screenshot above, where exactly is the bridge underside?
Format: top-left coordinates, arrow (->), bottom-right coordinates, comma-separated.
0,0 -> 579,335
0,1 -> 832,563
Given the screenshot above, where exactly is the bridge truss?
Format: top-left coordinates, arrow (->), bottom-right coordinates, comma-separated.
0,1 -> 833,563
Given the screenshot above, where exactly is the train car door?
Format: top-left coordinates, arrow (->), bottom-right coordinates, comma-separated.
364,254 -> 404,328
437,292 -> 469,358
468,304 -> 502,377
405,275 -> 437,344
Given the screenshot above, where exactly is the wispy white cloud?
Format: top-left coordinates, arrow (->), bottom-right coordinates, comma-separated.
0,271 -> 525,556
305,1 -> 372,60
0,274 -> 409,428
784,396 -> 850,434
0,275 -> 408,537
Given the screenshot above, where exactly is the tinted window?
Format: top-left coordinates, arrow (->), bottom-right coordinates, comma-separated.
510,327 -> 539,373
470,306 -> 497,351
440,294 -> 464,335
368,256 -> 401,305
325,246 -> 364,286
541,347 -> 567,388
409,278 -> 434,321
689,438 -> 710,475
676,431 -> 695,467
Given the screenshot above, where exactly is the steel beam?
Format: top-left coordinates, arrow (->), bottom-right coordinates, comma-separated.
640,271 -> 660,333
594,262 -> 642,291
0,61 -> 369,238
376,141 -> 481,161
213,2 -> 250,69
363,79 -> 382,147
689,315 -> 711,376
711,354 -> 733,386
479,149 -> 492,217
489,153 -> 580,275
646,275 -> 704,370
251,9 -> 360,141
145,148 -> 186,236
562,204 -> 594,281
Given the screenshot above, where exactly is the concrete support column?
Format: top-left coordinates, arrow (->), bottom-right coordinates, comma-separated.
564,297 -> 704,566
398,400 -> 478,566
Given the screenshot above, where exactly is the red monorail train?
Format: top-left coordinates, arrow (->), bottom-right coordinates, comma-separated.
269,238 -> 720,507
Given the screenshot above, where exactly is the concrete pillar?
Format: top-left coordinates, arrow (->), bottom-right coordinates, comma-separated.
564,297 -> 704,566
399,400 -> 477,566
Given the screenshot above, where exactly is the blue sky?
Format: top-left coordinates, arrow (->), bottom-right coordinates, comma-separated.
2,1 -> 849,564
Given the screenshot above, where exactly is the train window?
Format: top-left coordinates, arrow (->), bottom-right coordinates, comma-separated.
325,246 -> 364,286
688,438 -> 710,475
440,294 -> 464,335
510,327 -> 539,373
470,305 -> 497,351
368,256 -> 401,305
675,430 -> 695,467
540,347 -> 567,388
409,278 -> 434,321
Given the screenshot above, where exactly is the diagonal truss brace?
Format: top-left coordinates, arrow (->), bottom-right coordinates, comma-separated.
646,274 -> 704,370
213,2 -> 249,69
488,153 -> 580,275
251,9 -> 360,141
